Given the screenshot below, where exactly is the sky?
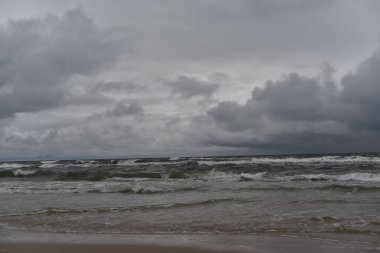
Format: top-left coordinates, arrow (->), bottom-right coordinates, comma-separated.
0,0 -> 380,160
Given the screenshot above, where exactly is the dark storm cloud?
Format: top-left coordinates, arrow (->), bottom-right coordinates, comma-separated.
0,8 -> 126,119
199,50 -> 380,153
340,51 -> 380,130
164,75 -> 219,98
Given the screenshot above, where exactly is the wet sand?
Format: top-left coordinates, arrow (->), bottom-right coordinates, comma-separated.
1,240 -> 379,253
0,243 -> 241,253
1,230 -> 379,253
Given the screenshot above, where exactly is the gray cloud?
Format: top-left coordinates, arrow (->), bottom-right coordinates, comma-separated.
105,102 -> 144,118
198,50 -> 380,153
0,8 -> 127,119
0,1 -> 380,159
339,51 -> 380,130
164,75 -> 219,99
92,81 -> 146,94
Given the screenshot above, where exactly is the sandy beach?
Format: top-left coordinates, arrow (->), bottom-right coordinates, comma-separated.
1,230 -> 379,253
1,239 -> 379,253
0,243 -> 242,253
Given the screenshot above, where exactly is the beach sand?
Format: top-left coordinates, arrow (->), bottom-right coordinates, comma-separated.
1,230 -> 379,253
0,243 -> 241,253
1,240 -> 379,253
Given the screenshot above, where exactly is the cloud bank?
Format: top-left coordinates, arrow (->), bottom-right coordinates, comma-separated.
195,51 -> 380,154
0,2 -> 379,159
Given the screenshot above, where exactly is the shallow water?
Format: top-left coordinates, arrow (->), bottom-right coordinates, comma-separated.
0,153 -> 379,237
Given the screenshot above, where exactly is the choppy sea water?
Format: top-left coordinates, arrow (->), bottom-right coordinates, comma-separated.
0,153 -> 379,237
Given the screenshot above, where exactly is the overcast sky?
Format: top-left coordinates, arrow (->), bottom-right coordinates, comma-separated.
1,0 -> 380,160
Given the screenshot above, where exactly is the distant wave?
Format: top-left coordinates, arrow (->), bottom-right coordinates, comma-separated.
250,155 -> 380,163
197,159 -> 253,165
40,160 -> 57,164
0,163 -> 33,169
196,155 -> 380,165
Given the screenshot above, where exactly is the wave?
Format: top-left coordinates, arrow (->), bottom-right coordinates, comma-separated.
116,159 -> 189,166
336,172 -> 380,182
290,172 -> 380,182
197,159 -> 253,165
12,169 -> 36,176
240,172 -> 267,181
0,198 -> 240,218
250,155 -> 380,163
89,186 -> 163,194
39,163 -> 59,168
196,155 -> 380,165
0,169 -> 37,177
89,185 -> 200,194
0,163 -> 32,169
40,160 -> 57,164
322,184 -> 380,192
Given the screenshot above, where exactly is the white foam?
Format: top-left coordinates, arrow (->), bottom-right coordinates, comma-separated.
39,163 -> 59,168
197,160 -> 254,165
250,155 -> 380,163
336,173 -> 380,182
117,159 -> 186,166
40,160 -> 57,164
240,172 -> 267,181
12,169 -> 36,176
0,163 -> 32,169
290,173 -> 380,182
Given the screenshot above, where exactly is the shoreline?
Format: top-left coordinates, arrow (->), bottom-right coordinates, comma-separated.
0,243 -> 242,253
1,229 -> 379,253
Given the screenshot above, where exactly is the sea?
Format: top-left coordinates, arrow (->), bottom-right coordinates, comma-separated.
0,153 -> 379,239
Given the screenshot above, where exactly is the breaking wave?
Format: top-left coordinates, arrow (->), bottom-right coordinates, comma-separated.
12,169 -> 36,176
240,172 -> 267,181
291,173 -> 380,182
0,163 -> 32,169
